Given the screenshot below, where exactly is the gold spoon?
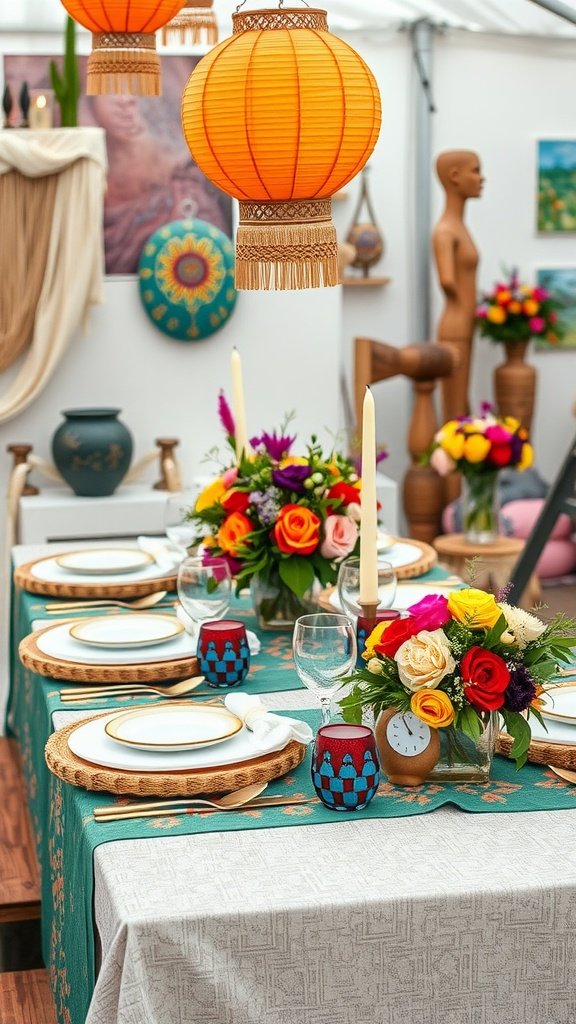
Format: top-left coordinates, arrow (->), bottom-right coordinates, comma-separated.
548,764 -> 576,784
45,591 -> 170,612
60,676 -> 208,702
94,782 -> 269,820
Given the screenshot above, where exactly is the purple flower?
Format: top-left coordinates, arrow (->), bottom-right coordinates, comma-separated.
201,549 -> 242,578
218,390 -> 235,437
250,487 -> 282,527
480,401 -> 495,415
504,663 -> 537,713
250,430 -> 296,462
272,464 -> 310,493
406,594 -> 451,631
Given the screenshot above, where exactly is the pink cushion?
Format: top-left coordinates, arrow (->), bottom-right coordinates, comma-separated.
502,499 -> 573,540
534,539 -> 576,578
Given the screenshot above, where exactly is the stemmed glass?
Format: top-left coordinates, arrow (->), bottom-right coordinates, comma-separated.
292,613 -> 357,726
177,556 -> 232,631
337,556 -> 397,617
164,492 -> 197,556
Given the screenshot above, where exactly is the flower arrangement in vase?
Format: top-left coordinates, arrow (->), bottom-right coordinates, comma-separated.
475,269 -> 564,431
429,405 -> 533,543
340,588 -> 576,785
188,393 -> 381,629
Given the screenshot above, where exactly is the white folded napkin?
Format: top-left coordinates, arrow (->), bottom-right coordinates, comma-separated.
137,536 -> 183,572
224,693 -> 313,753
175,603 -> 262,655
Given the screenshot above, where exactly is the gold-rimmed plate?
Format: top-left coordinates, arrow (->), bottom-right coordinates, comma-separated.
56,548 -> 154,575
539,684 -> 576,727
104,704 -> 243,752
69,613 -> 184,649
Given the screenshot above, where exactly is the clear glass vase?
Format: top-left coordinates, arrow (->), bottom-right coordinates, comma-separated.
462,470 -> 499,544
249,569 -> 319,631
426,712 -> 498,783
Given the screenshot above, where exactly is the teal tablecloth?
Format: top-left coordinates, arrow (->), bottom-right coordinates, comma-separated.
9,573 -> 576,1024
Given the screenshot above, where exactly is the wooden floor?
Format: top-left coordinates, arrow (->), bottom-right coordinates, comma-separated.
539,578 -> 576,620
0,970 -> 57,1024
0,739 -> 41,924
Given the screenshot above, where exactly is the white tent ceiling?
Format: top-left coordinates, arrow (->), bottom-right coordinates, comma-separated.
3,0 -> 576,36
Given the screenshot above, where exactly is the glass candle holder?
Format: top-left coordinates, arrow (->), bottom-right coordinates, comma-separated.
311,723 -> 380,811
29,89 -> 54,130
356,610 -> 400,667
197,619 -> 250,688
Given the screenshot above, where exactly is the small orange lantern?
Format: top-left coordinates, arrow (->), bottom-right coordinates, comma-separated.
162,0 -> 218,46
181,7 -> 381,290
60,0 -> 184,95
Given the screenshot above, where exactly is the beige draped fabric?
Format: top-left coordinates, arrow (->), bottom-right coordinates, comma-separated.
0,128 -> 107,422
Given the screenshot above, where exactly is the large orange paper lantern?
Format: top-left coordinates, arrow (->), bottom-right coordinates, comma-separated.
181,7 -> 381,290
60,0 -> 184,95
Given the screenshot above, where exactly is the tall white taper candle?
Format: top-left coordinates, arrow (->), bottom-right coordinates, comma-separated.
359,386 -> 379,606
231,347 -> 249,462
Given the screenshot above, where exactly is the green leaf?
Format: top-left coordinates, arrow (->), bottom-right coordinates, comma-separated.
483,613 -> 508,647
500,709 -> 532,768
455,704 -> 482,742
311,552 -> 337,587
278,556 -> 315,598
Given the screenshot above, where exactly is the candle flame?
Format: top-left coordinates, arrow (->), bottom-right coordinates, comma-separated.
37,96 -> 47,109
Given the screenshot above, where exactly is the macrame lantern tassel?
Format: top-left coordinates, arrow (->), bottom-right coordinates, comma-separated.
162,1 -> 219,46
236,200 -> 339,291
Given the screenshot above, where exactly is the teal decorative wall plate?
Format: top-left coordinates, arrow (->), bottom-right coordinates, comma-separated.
138,218 -> 237,341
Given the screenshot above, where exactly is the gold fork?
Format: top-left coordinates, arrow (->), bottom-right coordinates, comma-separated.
59,676 -> 213,702
95,795 -> 314,822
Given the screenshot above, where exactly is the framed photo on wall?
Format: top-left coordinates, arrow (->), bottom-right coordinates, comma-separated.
535,268 -> 576,350
537,139 -> 576,233
3,53 -> 233,276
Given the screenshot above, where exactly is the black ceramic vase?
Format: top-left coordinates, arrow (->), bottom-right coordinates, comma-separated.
52,408 -> 133,497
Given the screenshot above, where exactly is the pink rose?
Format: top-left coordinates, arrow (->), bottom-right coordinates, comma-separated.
529,316 -> 545,334
320,515 -> 359,561
485,425 -> 513,444
475,305 -> 488,319
533,287 -> 549,302
430,447 -> 456,477
222,467 -> 239,488
406,594 -> 451,631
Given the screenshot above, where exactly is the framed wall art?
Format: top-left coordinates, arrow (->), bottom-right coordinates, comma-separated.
537,139 -> 576,233
3,53 -> 233,275
535,267 -> 576,350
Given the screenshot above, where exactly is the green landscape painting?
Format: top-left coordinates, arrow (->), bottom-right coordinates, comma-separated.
537,139 -> 576,232
535,268 -> 576,350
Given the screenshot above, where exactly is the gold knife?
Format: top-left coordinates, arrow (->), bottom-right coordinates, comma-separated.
94,796 -> 315,822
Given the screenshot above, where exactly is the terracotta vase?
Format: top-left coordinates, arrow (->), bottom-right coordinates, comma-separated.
493,340 -> 536,432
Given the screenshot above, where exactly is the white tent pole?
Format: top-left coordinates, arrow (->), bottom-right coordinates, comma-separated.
410,18 -> 436,342
527,0 -> 576,26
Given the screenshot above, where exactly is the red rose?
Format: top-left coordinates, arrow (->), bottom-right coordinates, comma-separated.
461,646 -> 510,711
488,443 -> 513,468
222,489 -> 251,514
326,482 -> 361,512
373,616 -> 422,658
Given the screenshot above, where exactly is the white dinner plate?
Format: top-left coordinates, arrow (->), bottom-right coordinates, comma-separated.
528,714 -> 576,747
539,685 -> 576,727
67,709 -> 289,771
69,614 -> 184,649
30,554 -> 169,587
104,704 -> 243,751
329,581 -> 461,614
36,621 -> 198,665
56,548 -> 154,575
376,532 -> 396,553
378,541 -> 424,570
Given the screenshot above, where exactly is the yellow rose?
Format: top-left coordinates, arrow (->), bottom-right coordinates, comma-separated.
496,289 -> 511,305
195,477 -> 225,512
518,442 -> 534,471
394,629 -> 456,691
435,420 -> 459,444
280,456 -> 309,467
487,305 -> 506,324
463,434 -> 491,463
508,300 -> 522,315
523,299 -> 539,316
447,588 -> 502,629
411,689 -> 455,728
363,621 -> 393,660
441,431 -> 465,461
503,416 -> 520,431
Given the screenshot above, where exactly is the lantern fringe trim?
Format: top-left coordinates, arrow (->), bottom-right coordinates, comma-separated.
162,1 -> 218,45
236,200 -> 339,291
87,33 -> 161,96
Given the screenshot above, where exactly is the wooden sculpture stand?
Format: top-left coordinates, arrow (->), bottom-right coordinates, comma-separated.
355,338 -> 454,544
433,534 -> 541,610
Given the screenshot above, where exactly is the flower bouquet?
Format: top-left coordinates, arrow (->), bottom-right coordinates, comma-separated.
340,588 -> 576,783
189,393 -> 367,629
429,405 -> 533,543
475,269 -> 563,345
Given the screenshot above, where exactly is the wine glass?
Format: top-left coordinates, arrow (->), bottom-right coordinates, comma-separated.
177,557 -> 232,630
164,492 -> 197,555
292,613 -> 357,726
337,556 -> 397,617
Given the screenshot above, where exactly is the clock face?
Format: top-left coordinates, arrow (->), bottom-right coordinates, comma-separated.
386,712 -> 432,757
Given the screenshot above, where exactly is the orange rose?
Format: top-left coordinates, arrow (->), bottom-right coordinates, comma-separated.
217,512 -> 255,556
274,504 -> 321,555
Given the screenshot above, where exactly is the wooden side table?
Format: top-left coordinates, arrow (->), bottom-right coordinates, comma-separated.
432,534 -> 541,609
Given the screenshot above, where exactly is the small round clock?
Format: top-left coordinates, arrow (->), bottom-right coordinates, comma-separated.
375,707 -> 440,786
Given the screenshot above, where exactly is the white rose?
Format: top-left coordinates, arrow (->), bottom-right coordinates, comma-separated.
499,603 -> 546,650
394,629 -> 456,692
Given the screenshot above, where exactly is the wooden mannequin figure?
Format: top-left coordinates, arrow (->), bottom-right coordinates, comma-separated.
432,150 -> 484,422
